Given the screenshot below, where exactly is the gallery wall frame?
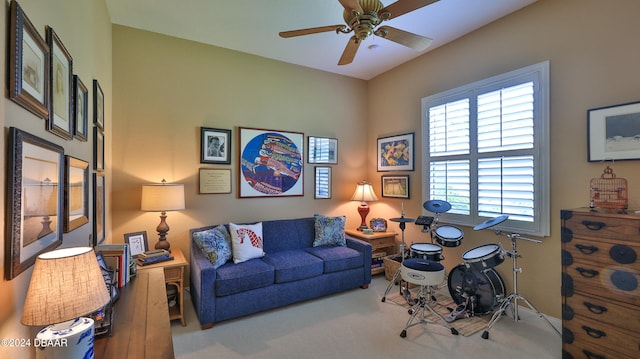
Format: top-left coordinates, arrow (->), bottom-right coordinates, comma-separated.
238,127 -> 304,198
8,0 -> 50,119
314,166 -> 332,199
381,175 -> 410,199
124,231 -> 148,257
201,127 -> 231,164
377,132 -> 414,171
5,127 -> 64,280
588,101 -> 640,162
73,75 -> 88,141
93,173 -> 105,246
308,136 -> 338,164
199,168 -> 232,194
93,79 -> 104,130
64,156 -> 89,233
46,26 -> 73,140
94,127 -> 104,171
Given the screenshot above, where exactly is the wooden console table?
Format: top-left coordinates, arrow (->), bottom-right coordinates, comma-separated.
345,229 -> 396,275
94,267 -> 174,359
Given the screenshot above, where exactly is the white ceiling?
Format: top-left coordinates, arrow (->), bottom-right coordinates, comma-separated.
106,0 -> 538,80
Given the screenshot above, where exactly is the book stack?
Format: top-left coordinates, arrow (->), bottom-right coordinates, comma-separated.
96,244 -> 131,288
137,249 -> 173,266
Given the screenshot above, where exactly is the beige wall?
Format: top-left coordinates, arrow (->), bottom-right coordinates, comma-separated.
0,1 -> 112,357
367,0 -> 640,318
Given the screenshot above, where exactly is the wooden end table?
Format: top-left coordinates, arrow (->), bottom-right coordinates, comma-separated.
137,247 -> 188,326
345,229 -> 396,275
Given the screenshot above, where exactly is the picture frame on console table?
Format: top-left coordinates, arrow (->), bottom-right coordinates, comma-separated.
238,127 -> 304,198
125,231 -> 148,257
5,127 -> 64,280
588,101 -> 640,161
377,133 -> 414,171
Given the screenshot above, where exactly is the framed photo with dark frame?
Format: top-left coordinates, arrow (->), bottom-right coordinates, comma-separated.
199,168 -> 232,194
8,0 -> 50,119
308,136 -> 338,164
377,133 -> 415,171
201,127 -> 231,164
93,173 -> 105,246
5,127 -> 64,280
588,101 -> 640,162
64,156 -> 89,233
73,75 -> 88,141
124,231 -> 148,258
46,26 -> 73,140
94,127 -> 104,171
314,166 -> 332,199
381,175 -> 410,199
238,127 -> 304,198
93,79 -> 104,130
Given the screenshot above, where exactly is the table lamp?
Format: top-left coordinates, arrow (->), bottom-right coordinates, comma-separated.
141,179 -> 185,251
21,247 -> 110,359
351,181 -> 379,231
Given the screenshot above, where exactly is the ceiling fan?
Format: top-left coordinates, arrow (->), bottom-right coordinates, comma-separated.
279,0 -> 438,66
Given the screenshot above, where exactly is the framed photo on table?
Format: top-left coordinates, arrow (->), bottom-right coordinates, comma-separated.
377,133 -> 414,171
8,0 -> 50,119
125,231 -> 148,257
5,127 -> 64,280
588,101 -> 640,161
201,127 -> 231,164
46,26 -> 73,140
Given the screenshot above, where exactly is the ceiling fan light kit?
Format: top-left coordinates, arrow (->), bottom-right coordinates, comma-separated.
280,0 -> 438,65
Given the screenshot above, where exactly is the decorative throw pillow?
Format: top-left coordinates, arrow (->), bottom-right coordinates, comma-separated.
192,225 -> 232,269
313,214 -> 346,247
229,222 -> 265,264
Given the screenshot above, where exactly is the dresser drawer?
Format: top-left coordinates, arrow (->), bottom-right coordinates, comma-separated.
562,236 -> 640,271
564,261 -> 639,306
562,210 -> 640,242
164,267 -> 183,282
564,291 -> 639,333
563,341 -> 635,359
563,314 -> 640,359
369,235 -> 395,248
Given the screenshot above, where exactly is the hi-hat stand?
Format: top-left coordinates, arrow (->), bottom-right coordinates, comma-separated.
381,214 -> 414,304
481,230 -> 562,339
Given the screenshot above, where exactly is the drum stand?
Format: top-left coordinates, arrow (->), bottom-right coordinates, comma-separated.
381,215 -> 415,304
480,231 -> 561,339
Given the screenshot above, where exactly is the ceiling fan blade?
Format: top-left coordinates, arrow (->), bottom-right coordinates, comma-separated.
279,25 -> 346,38
375,26 -> 432,51
338,36 -> 361,66
338,0 -> 363,15
380,0 -> 439,20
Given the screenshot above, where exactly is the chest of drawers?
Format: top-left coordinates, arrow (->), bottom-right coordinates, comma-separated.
561,208 -> 640,359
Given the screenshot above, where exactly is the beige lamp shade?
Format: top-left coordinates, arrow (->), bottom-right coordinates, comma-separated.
351,181 -> 379,203
21,247 -> 110,326
141,181 -> 185,212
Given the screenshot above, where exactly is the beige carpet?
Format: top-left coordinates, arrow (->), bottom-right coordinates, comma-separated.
386,288 -> 491,337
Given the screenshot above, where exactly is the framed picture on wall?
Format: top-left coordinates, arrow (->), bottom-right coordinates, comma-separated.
93,173 -> 105,246
201,127 -> 231,164
308,136 -> 338,164
94,127 -> 104,171
8,0 -> 50,119
46,26 -> 73,140
93,79 -> 104,130
238,127 -> 304,198
73,75 -> 89,141
381,175 -> 410,199
377,133 -> 414,171
588,101 -> 640,161
64,156 -> 89,233
5,127 -> 64,280
314,166 -> 331,199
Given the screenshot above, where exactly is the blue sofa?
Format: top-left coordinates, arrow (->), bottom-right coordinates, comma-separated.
189,217 -> 372,329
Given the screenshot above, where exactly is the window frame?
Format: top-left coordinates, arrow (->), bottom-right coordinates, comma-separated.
421,61 -> 550,237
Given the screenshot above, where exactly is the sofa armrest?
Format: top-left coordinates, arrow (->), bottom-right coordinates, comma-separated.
345,235 -> 372,285
190,240 -> 218,327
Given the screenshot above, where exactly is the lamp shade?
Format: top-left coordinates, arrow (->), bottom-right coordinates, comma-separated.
351,181 -> 379,203
21,247 -> 110,326
141,181 -> 185,212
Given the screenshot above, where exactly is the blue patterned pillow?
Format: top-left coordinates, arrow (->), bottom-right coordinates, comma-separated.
313,214 -> 346,247
192,225 -> 232,268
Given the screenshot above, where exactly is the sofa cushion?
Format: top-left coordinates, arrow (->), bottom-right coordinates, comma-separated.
192,225 -> 232,269
306,246 -> 364,273
261,250 -> 324,283
215,259 -> 274,296
313,214 -> 346,247
229,222 -> 265,263
262,218 -> 315,252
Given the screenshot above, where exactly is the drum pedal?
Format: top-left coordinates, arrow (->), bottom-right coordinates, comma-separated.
444,303 -> 468,322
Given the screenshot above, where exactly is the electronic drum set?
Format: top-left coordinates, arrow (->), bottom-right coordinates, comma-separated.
382,200 -> 561,339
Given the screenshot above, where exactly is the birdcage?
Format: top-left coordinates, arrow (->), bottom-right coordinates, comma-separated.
589,166 -> 628,209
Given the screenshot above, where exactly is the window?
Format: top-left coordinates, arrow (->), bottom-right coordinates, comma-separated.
421,61 -> 549,236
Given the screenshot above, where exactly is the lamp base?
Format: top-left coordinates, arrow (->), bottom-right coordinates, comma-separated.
36,317 -> 94,359
154,238 -> 171,251
357,203 -> 370,231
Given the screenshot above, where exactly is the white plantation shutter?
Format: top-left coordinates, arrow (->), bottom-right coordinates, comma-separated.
422,61 -> 549,236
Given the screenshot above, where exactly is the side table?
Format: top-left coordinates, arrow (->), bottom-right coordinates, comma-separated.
345,229 -> 396,275
137,247 -> 188,326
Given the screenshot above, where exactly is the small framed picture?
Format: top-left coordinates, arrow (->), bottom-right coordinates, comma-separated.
199,168 -> 232,194
370,218 -> 388,232
377,133 -> 414,171
93,79 -> 104,130
201,127 -> 231,164
64,156 -> 89,233
46,26 -> 73,140
94,128 -> 104,171
381,175 -> 410,199
73,75 -> 88,141
308,136 -> 338,164
314,166 -> 332,199
588,101 -> 640,161
125,231 -> 148,257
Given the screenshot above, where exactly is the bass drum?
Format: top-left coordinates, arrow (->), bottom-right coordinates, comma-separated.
447,264 -> 505,315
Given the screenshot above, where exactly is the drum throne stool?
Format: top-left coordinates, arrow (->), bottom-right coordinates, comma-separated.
399,258 -> 459,338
